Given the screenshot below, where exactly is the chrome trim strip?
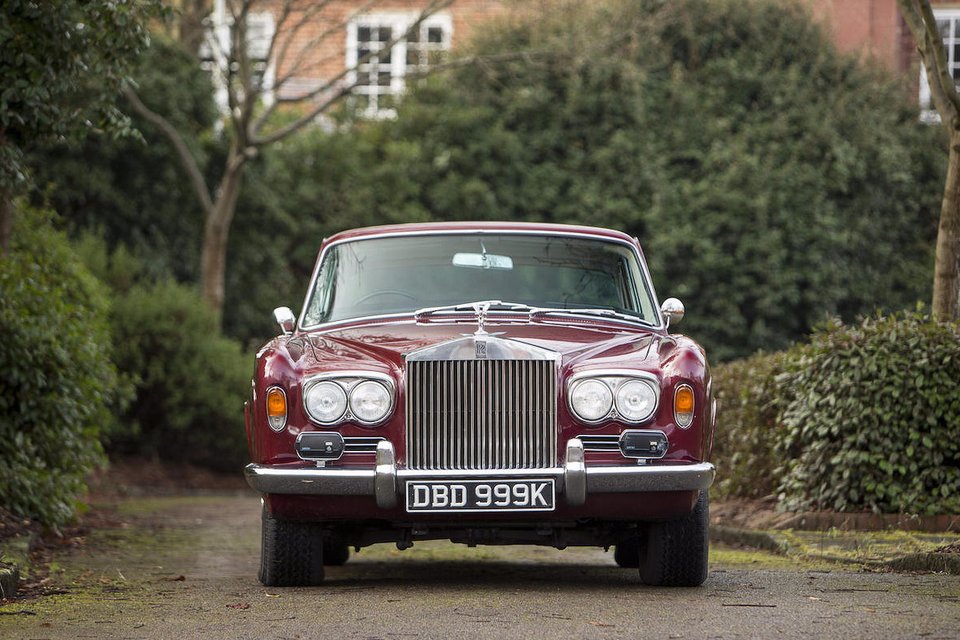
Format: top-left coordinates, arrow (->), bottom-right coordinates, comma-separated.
585,463 -> 714,493
244,464 -> 375,495
565,438 -> 586,506
296,229 -> 665,332
375,441 -> 397,508
244,461 -> 715,499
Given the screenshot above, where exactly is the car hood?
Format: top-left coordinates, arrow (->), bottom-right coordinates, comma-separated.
287,319 -> 675,375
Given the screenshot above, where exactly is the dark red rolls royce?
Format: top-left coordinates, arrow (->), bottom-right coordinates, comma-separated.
244,222 -> 716,586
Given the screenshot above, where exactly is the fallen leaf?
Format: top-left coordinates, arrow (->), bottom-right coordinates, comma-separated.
265,593 -> 281,598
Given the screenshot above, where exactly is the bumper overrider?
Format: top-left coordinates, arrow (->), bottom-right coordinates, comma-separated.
245,439 -> 715,509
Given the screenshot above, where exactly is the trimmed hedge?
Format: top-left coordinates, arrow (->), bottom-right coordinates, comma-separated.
711,351 -> 793,500
713,312 -> 960,515
0,206 -> 122,527
107,279 -> 251,471
777,313 -> 960,515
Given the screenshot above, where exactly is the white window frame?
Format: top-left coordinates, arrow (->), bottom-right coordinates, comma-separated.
202,0 -> 276,113
919,8 -> 960,123
346,11 -> 453,117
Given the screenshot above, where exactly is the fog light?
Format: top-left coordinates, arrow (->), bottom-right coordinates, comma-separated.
296,432 -> 345,461
619,430 -> 668,458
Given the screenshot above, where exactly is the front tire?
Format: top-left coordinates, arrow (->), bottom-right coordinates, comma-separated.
259,507 -> 325,586
639,490 -> 709,587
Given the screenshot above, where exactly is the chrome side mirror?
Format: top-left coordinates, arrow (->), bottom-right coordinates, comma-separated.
273,306 -> 296,335
660,298 -> 685,328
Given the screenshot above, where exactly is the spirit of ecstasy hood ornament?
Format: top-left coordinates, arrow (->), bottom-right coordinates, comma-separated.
472,300 -> 490,336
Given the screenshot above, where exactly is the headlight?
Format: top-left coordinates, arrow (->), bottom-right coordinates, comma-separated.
349,380 -> 392,424
570,379 -> 614,423
304,381 -> 347,424
615,379 -> 658,423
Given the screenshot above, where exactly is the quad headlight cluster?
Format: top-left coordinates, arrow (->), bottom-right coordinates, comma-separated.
568,372 -> 660,425
303,374 -> 395,426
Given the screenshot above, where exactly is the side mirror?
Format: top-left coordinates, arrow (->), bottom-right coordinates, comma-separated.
660,298 -> 685,328
273,306 -> 296,335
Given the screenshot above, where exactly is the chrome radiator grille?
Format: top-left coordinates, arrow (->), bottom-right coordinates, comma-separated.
405,360 -> 557,470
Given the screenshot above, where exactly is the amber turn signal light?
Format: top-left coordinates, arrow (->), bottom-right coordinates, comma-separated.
674,384 -> 694,429
266,387 -> 287,432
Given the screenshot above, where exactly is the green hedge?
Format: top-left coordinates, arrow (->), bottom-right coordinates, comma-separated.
711,351 -> 793,499
777,313 -> 960,514
714,312 -> 960,514
0,206 -> 122,527
107,279 -> 251,471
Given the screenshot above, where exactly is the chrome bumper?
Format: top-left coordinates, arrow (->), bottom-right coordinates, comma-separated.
244,439 -> 715,509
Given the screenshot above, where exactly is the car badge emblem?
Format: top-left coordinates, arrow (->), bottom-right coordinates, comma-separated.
475,340 -> 487,359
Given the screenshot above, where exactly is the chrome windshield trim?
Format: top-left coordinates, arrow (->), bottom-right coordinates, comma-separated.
296,229 -> 665,333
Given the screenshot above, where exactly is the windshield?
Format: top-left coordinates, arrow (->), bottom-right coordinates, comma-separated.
301,233 -> 659,327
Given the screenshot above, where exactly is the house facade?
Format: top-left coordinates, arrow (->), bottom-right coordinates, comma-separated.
209,0 -> 956,116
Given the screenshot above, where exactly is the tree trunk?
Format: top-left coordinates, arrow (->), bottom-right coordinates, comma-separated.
933,131 -> 960,321
0,188 -> 12,257
200,163 -> 244,316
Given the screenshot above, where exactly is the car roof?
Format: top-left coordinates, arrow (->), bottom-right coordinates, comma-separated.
324,221 -> 636,245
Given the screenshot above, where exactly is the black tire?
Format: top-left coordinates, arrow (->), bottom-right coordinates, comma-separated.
322,540 -> 350,566
614,537 -> 640,568
639,490 -> 709,587
258,507 -> 325,586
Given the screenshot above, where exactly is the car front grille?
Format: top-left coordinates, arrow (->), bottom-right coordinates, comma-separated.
405,359 -> 557,470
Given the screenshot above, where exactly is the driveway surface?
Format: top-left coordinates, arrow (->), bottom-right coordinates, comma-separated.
1,493 -> 958,639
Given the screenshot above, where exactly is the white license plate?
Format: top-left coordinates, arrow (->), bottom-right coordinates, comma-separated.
405,479 -> 556,513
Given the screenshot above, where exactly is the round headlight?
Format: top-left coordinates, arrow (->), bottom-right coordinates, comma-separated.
349,380 -> 392,424
304,381 -> 347,424
570,379 -> 613,423
615,379 -> 658,423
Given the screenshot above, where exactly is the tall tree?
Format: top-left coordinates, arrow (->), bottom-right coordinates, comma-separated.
125,0 -> 453,316
897,0 -> 960,321
0,0 -> 158,255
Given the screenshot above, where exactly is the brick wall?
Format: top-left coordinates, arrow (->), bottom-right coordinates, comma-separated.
262,0 -> 508,101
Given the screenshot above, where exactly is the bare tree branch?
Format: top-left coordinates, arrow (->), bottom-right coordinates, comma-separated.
121,84 -> 214,215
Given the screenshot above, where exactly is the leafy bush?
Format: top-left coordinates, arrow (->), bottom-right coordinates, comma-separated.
711,351 -> 794,499
776,313 -> 960,515
107,278 -> 251,470
0,206 -> 121,527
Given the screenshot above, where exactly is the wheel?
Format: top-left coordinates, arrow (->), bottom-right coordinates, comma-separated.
323,540 -> 350,566
614,536 -> 640,568
258,507 -> 325,586
639,490 -> 709,587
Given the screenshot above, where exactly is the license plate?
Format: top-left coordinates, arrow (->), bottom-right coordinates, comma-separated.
405,479 -> 556,513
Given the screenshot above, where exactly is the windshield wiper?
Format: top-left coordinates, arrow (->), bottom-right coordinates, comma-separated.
528,307 -> 646,324
413,300 -> 536,322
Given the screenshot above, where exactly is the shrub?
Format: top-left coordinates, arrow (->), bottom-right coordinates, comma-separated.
711,351 -> 793,499
777,313 -> 960,514
0,206 -> 121,527
107,279 -> 251,470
